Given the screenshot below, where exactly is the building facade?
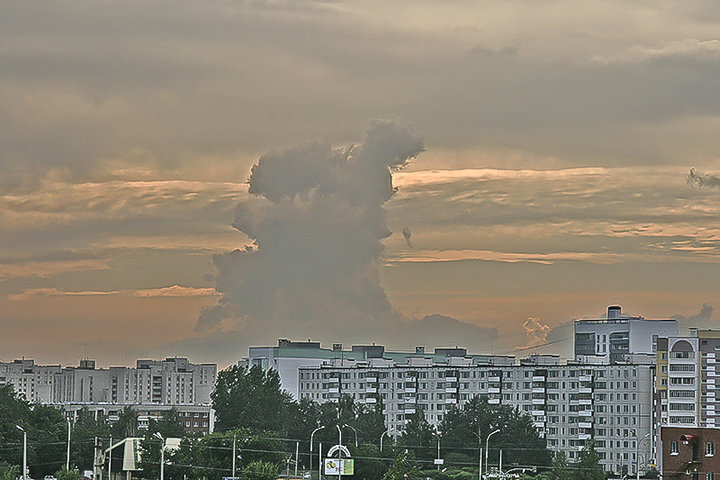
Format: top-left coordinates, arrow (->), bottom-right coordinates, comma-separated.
656,330 -> 720,429
574,305 -> 678,363
0,357 -> 217,434
660,426 -> 720,479
298,354 -> 655,475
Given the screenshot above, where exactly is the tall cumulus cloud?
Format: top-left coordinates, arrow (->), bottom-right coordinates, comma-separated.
195,121 -> 497,350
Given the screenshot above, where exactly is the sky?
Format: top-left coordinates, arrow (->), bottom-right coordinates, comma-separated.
2,0 -> 720,368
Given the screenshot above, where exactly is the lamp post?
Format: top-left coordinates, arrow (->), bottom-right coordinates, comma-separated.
311,426 -> 325,473
432,432 -> 441,470
380,430 -> 390,451
635,432 -> 651,480
336,425 -> 342,480
342,424 -> 358,447
154,432 -> 165,480
16,426 -> 26,480
485,429 -> 500,476
66,418 -> 71,471
232,433 -> 237,479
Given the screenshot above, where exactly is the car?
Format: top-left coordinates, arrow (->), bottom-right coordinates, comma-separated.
44,475 -> 57,480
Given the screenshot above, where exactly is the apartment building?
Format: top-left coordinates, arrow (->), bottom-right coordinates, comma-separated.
298,354 -> 655,475
245,339 -> 513,399
0,357 -> 217,434
656,330 -> 720,429
575,305 -> 678,363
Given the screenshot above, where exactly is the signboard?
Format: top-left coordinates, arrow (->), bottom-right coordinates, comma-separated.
433,459 -> 444,465
324,458 -> 354,475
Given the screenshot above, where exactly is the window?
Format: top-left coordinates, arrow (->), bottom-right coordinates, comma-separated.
707,473 -> 714,480
671,440 -> 679,454
707,441 -> 715,456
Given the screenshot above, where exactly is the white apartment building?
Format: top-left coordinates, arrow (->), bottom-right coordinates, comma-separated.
298,354 -> 656,476
656,330 -> 720,429
574,305 -> 678,363
0,357 -> 217,405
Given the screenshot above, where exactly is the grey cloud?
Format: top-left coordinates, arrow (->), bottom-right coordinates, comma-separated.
688,168 -> 720,188
194,122 -> 493,352
672,303 -> 716,332
4,0 -> 720,191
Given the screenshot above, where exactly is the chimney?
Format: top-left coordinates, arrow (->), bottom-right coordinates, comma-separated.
332,343 -> 343,351
415,346 -> 425,354
607,305 -> 622,319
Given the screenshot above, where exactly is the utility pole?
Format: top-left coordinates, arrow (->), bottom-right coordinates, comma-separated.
232,434 -> 237,478
93,437 -> 102,480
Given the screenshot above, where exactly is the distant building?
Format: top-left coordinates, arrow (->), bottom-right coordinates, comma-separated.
574,305 -> 678,363
0,357 -> 217,434
660,425 -> 720,479
244,339 -> 511,399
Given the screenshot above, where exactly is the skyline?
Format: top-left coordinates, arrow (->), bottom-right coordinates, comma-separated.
2,0 -> 720,367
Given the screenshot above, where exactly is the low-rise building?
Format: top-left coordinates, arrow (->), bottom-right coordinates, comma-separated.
660,426 -> 720,479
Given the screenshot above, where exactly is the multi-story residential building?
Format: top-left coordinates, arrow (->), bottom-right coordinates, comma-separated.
0,357 -> 217,434
656,330 -> 720,429
245,339 -> 513,399
0,359 -> 62,403
298,353 -> 655,475
574,305 -> 678,363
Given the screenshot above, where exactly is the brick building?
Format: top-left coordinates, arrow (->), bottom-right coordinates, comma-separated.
661,426 -> 720,479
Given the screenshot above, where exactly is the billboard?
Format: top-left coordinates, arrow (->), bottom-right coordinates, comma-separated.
323,458 -> 354,475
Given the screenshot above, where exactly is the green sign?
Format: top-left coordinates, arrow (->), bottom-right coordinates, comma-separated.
342,459 -> 354,475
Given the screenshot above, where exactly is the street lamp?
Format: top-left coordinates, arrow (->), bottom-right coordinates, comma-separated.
16,425 -> 26,480
66,418 -> 71,471
485,429 -> 500,476
432,432 -> 441,470
380,430 -> 391,451
635,432 -> 651,480
342,424 -> 358,447
335,425 -> 342,480
310,426 -> 325,473
154,432 -> 165,480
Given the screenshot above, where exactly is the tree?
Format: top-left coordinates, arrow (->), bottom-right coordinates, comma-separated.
70,408 -> 110,470
398,410 -> 435,461
242,461 -> 279,480
111,406 -> 139,439
0,463 -> 19,480
575,441 -> 606,480
212,365 -> 293,432
547,451 -> 572,480
382,451 -> 419,480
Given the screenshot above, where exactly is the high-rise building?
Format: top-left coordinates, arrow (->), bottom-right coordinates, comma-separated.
297,354 -> 656,475
574,305 -> 677,363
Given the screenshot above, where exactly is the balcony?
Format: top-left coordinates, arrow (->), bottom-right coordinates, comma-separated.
578,433 -> 592,440
579,387 -> 592,394
405,387 -> 417,394
404,408 -> 416,414
579,409 -> 593,417
579,375 -> 592,382
579,422 -> 592,429
532,410 -> 546,416
445,398 -> 458,404
365,397 -> 377,404
532,387 -> 546,393
446,387 -> 458,393
489,376 -> 501,382
579,399 -> 592,405
446,376 -> 458,383
366,377 -> 377,383
533,421 -> 545,428
329,387 -> 340,394
532,398 -> 546,405
366,387 -> 377,393
488,398 -> 500,404
488,387 -> 501,394
532,376 -> 546,382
